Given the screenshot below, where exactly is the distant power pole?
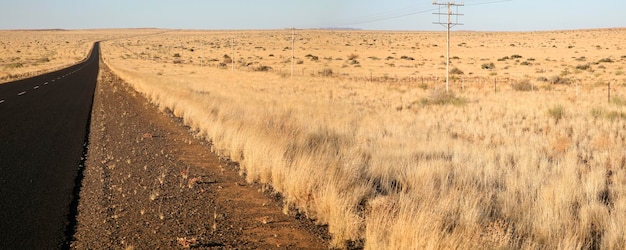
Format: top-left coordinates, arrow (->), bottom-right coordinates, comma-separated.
200,42 -> 204,67
231,37 -> 235,72
433,1 -> 464,93
291,28 -> 296,78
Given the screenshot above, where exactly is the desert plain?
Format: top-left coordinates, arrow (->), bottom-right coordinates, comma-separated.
3,28 -> 626,249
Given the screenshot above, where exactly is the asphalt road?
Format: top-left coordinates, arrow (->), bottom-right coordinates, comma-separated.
0,43 -> 99,249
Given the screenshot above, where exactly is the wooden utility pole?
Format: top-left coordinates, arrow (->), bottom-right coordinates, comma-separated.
433,1 -> 464,93
231,37 -> 235,72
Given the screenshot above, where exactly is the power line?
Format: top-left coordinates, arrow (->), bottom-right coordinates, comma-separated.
337,8 -> 438,27
342,5 -> 427,23
327,0 -> 511,28
465,0 -> 512,6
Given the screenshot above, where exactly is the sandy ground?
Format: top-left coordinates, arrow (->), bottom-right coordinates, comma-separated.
103,29 -> 626,85
71,62 -> 329,249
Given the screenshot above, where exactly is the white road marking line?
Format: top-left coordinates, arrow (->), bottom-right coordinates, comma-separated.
34,86 -> 39,89
0,100 -> 4,104
51,79 -> 55,82
18,91 -> 26,96
44,82 -> 49,85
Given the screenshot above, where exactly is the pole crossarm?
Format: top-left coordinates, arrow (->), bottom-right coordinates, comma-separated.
432,2 -> 464,27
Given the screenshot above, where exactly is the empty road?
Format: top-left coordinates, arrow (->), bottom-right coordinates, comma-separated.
0,43 -> 99,249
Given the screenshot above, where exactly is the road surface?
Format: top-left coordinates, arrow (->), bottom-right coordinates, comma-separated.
0,43 -> 99,249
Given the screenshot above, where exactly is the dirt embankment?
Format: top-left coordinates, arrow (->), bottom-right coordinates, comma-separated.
71,62 -> 329,249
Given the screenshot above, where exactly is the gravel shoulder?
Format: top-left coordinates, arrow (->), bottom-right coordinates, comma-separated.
71,62 -> 329,249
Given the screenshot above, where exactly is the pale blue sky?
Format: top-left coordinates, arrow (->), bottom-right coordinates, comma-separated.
0,0 -> 624,31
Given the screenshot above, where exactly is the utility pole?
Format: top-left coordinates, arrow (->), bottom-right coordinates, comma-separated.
200,42 -> 204,67
291,28 -> 296,78
231,37 -> 235,72
433,1 -> 464,93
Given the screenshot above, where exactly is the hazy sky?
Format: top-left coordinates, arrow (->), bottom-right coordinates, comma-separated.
1,0 -> 625,31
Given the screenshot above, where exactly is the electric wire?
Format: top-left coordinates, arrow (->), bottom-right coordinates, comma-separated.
328,0 -> 512,28
465,0 -> 513,6
337,8 -> 439,27
340,5 -> 427,23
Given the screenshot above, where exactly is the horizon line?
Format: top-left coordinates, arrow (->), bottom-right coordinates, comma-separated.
2,26 -> 625,33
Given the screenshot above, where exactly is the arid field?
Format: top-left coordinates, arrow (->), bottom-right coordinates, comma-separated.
6,28 -> 626,249
0,29 -> 158,83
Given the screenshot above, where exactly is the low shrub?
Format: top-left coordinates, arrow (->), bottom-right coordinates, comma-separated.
418,82 -> 428,90
591,107 -> 604,119
347,53 -> 359,60
421,89 -> 467,106
222,54 -> 232,64
611,96 -> 626,106
5,62 -> 24,69
512,80 -> 534,91
590,107 -> 626,121
36,57 -> 50,63
549,76 -> 571,85
449,67 -> 464,75
606,111 -> 626,121
481,62 -> 496,70
598,58 -> 614,63
548,105 -> 565,123
319,68 -> 333,77
576,64 -> 591,70
254,65 -> 272,72
305,54 -> 319,61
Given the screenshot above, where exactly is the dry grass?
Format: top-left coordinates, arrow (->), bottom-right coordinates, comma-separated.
99,29 -> 626,249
